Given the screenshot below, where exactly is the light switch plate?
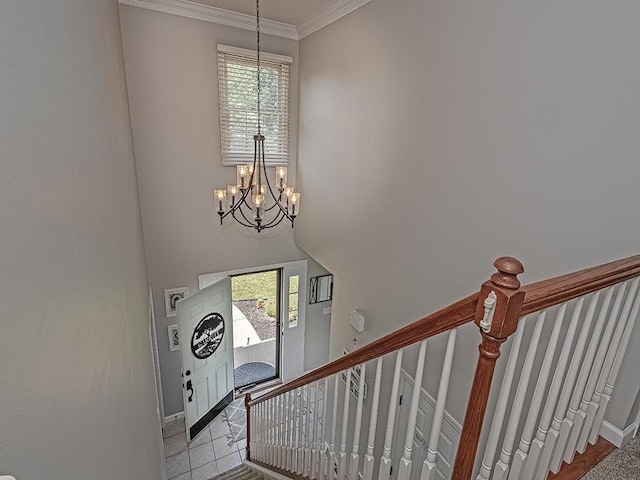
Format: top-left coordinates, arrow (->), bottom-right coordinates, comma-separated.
350,309 -> 365,332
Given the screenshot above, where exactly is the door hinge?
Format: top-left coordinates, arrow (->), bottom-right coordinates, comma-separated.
399,395 -> 403,406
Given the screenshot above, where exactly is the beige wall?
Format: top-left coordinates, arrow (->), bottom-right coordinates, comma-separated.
0,1 -> 163,478
297,0 -> 640,432
119,5 -> 330,416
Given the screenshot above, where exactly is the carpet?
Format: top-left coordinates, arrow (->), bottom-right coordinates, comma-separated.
583,434 -> 640,479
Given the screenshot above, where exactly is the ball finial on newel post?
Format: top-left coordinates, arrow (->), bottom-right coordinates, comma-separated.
491,256 -> 525,290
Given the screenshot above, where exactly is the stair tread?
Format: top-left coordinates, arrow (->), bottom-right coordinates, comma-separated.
208,465 -> 265,480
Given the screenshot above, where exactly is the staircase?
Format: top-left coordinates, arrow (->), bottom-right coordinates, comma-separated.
242,254 -> 640,480
209,465 -> 268,480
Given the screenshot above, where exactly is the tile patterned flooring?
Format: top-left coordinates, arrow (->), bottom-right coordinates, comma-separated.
163,416 -> 246,480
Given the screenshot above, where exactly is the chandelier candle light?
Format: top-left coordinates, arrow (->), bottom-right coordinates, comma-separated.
214,0 -> 300,233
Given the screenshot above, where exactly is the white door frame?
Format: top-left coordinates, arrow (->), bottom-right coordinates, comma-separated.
199,260 -> 307,382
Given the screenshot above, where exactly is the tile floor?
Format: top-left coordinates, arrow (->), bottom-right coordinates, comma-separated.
163,416 -> 246,480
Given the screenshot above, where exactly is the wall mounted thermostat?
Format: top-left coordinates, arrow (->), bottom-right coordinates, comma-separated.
350,309 -> 365,333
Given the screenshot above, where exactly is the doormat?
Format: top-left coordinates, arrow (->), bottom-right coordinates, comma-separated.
223,398 -> 246,446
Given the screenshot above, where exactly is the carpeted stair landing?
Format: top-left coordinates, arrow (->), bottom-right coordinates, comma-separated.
207,465 -> 271,480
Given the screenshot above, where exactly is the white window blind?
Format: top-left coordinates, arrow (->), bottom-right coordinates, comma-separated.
218,45 -> 292,166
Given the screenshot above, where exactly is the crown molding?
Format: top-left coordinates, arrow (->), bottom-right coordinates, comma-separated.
119,0 -> 372,41
296,0 -> 372,40
118,0 -> 298,40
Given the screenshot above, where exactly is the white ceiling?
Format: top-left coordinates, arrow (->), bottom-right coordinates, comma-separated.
194,0 -> 337,25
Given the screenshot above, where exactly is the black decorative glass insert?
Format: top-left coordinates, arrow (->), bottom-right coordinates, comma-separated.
191,312 -> 225,359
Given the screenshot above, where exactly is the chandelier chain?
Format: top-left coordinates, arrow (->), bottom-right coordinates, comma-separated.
256,0 -> 261,134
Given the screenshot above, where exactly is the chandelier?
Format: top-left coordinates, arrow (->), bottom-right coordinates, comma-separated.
214,0 -> 300,233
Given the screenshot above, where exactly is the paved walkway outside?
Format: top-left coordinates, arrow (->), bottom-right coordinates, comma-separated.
232,305 -> 260,348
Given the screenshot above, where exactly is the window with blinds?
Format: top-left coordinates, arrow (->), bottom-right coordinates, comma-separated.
217,45 -> 292,166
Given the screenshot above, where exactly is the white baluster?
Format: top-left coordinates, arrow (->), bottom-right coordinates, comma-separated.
320,377 -> 330,480
563,288 -> 614,464
397,340 -> 428,480
329,373 -> 340,480
363,357 -> 383,480
349,363 -> 367,480
264,400 -> 268,461
548,292 -> 600,473
269,398 -> 274,465
305,384 -> 313,477
590,283 -> 640,444
421,329 -> 457,480
475,320 -> 526,480
575,283 -> 628,453
292,390 -> 299,472
532,298 -> 585,480
288,390 -> 295,471
311,381 -> 321,479
379,349 -> 404,479
280,394 -> 286,469
276,397 -> 281,465
258,402 -> 267,461
493,312 -> 546,480
338,368 -> 352,480
589,279 -> 640,445
511,306 -> 567,480
266,399 -> 271,464
253,404 -> 257,460
277,394 -> 284,469
257,401 -> 263,462
282,392 -> 288,469
298,387 -> 306,475
250,406 -> 254,460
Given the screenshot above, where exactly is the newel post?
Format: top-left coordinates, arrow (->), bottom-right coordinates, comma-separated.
451,257 -> 525,480
245,393 -> 252,462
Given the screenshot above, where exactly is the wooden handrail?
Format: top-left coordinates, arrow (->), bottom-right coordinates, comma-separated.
248,253 -> 640,408
521,254 -> 640,315
248,293 -> 479,406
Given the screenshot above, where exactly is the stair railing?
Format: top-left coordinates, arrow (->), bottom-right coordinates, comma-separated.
244,254 -> 640,480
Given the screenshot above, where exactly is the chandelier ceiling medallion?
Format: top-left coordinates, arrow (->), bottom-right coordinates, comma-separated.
214,0 -> 300,233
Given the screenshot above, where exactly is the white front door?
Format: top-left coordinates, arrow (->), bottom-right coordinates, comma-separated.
177,278 -> 234,441
281,261 -> 307,381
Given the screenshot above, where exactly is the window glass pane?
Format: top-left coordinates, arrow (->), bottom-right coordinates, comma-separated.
289,275 -> 299,294
288,275 -> 299,327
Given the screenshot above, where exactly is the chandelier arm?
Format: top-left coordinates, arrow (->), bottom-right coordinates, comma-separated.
236,200 -> 258,225
221,183 -> 252,221
260,209 -> 284,228
259,155 -> 292,218
230,207 -> 260,229
258,213 -> 288,229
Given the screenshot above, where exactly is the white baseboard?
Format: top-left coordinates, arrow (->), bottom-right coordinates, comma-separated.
600,420 -> 637,447
164,411 -> 185,424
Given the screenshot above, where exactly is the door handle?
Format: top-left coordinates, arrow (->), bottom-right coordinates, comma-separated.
186,380 -> 193,402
